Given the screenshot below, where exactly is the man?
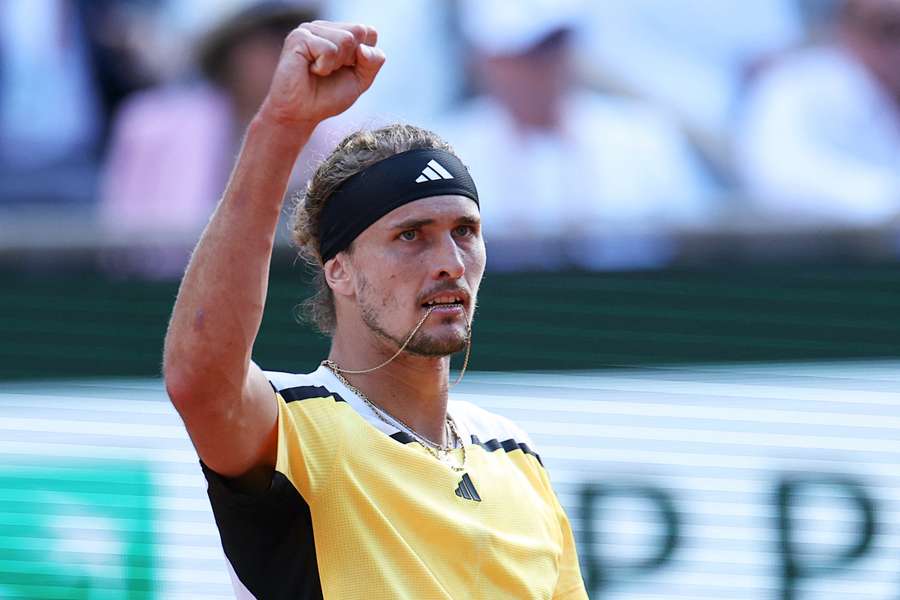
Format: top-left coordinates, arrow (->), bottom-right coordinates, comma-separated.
163,20 -> 587,599
736,0 -> 900,225
576,0 -> 803,153
441,0 -> 714,270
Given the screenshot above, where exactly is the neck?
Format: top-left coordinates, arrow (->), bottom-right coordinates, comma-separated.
327,333 -> 452,446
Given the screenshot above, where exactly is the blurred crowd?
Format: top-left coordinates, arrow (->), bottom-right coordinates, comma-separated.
1,0 -> 899,274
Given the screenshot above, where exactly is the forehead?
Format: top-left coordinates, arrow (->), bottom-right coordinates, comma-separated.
372,194 -> 480,228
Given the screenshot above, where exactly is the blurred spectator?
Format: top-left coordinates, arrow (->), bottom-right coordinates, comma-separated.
736,0 -> 900,226
0,0 -> 165,206
0,0 -> 102,205
574,0 -> 804,182
438,0 -> 716,269
79,0 -> 163,136
98,1 -> 341,277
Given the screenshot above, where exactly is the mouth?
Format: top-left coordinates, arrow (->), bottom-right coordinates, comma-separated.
420,293 -> 468,315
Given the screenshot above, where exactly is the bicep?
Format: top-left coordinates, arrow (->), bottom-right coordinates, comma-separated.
177,360 -> 279,487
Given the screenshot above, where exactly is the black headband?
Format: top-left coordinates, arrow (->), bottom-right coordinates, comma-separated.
318,148 -> 479,263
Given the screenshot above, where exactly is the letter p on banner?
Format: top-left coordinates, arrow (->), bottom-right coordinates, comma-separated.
775,474 -> 877,600
578,482 -> 680,597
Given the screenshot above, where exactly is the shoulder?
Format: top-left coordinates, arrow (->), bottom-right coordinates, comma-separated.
570,91 -> 683,140
451,400 -> 542,464
746,47 -> 870,109
764,46 -> 861,84
264,369 -> 346,404
567,92 -> 698,168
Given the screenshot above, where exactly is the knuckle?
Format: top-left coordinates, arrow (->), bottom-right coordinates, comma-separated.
286,26 -> 311,43
321,39 -> 340,56
336,30 -> 355,50
347,24 -> 366,40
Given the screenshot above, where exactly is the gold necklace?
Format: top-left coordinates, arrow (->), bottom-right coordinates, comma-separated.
319,305 -> 473,471
324,305 -> 473,386
322,360 -> 467,472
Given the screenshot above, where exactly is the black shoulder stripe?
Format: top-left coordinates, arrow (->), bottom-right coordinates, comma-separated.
479,438 -> 502,452
500,439 -> 519,453
276,384 -> 347,404
469,434 -> 543,467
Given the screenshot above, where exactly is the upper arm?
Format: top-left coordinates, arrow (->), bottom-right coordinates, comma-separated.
168,360 -> 278,490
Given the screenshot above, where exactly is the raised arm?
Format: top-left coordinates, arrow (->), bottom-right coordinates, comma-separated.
163,21 -> 385,489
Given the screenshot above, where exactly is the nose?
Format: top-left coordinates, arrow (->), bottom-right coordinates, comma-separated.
432,232 -> 466,280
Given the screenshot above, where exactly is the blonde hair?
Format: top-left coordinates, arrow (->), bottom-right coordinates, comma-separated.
291,123 -> 457,334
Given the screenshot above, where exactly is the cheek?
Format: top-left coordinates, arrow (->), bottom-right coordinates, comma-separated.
468,240 -> 487,275
358,278 -> 400,312
464,246 -> 486,297
362,266 -> 407,310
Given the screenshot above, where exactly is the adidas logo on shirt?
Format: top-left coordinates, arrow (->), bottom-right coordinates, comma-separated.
454,473 -> 481,502
415,159 -> 455,183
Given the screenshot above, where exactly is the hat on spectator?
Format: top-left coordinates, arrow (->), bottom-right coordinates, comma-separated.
198,1 -> 319,83
458,0 -> 584,56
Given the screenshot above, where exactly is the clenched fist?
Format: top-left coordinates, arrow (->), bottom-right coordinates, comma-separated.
260,21 -> 385,129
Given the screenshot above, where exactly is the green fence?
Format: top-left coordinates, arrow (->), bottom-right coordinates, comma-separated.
3,261 -> 899,380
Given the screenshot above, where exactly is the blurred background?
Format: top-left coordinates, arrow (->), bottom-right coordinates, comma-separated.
1,0 -> 899,598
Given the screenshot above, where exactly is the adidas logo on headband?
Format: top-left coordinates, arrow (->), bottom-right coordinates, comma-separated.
319,148 -> 479,263
415,159 -> 455,183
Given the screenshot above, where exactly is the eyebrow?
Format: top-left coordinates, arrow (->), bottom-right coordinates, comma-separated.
389,215 -> 481,230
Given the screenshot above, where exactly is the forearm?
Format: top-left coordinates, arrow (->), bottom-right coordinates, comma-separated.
164,115 -> 312,401
162,20 -> 383,479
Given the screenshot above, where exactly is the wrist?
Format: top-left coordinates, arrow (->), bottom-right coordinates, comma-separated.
244,115 -> 312,166
253,102 -> 319,142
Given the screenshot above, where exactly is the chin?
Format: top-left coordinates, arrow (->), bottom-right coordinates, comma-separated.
407,332 -> 468,357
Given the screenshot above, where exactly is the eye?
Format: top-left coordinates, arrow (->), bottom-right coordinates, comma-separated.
453,225 -> 473,237
399,230 -> 418,241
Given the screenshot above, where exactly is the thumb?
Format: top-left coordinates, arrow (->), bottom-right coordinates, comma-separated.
353,44 -> 386,93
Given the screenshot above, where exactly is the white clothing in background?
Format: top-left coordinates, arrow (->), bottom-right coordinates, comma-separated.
736,47 -> 900,226
577,0 -> 802,140
438,92 -> 714,240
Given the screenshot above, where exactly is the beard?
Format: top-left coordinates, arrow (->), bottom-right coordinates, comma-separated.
360,302 -> 468,357
355,272 -> 472,357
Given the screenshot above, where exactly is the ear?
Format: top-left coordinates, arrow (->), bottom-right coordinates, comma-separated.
323,253 -> 355,298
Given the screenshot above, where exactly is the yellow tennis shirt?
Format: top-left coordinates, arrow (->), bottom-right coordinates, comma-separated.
202,365 -> 587,599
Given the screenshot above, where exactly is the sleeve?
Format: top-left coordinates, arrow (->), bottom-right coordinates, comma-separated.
553,499 -> 589,600
196,388 -> 344,597
200,460 -> 322,597
272,389 -> 344,501
736,58 -> 900,225
200,386 -> 345,507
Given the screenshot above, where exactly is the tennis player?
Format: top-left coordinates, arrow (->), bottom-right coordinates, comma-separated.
163,20 -> 587,599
